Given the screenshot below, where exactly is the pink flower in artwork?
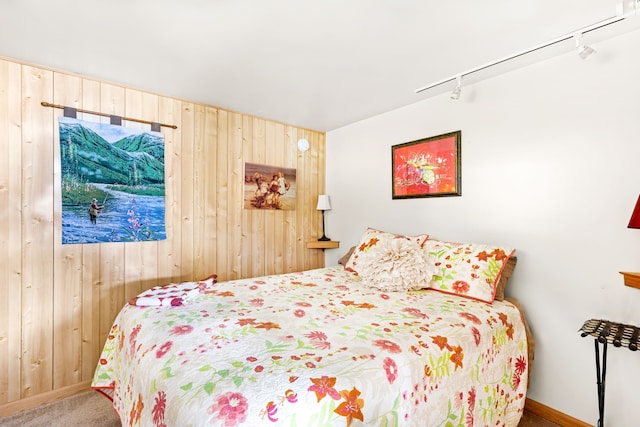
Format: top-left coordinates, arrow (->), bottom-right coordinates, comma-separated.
285,389 -> 298,403
465,410 -> 474,427
305,331 -> 327,341
471,327 -> 481,346
383,357 -> 398,384
170,325 -> 194,335
467,387 -> 476,412
459,312 -> 482,325
152,391 -> 166,425
452,280 -> 470,294
402,307 -> 427,319
515,355 -> 527,376
156,341 -> 173,358
250,298 -> 264,307
128,324 -> 142,357
265,401 -> 278,422
512,371 -> 522,390
208,392 -> 249,427
308,376 -> 341,402
294,309 -> 305,318
305,331 -> 331,350
373,339 -> 402,354
311,340 -> 331,350
130,324 -> 142,344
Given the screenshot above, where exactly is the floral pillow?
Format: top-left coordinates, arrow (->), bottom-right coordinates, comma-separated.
357,236 -> 437,292
494,256 -> 517,301
423,239 -> 515,303
345,228 -> 429,275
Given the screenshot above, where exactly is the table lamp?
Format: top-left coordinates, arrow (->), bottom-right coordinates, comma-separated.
316,195 -> 331,241
628,195 -> 640,229
621,194 -> 640,288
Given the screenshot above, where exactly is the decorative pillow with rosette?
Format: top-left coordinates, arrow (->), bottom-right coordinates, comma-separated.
357,236 -> 438,292
345,228 -> 429,275
423,239 -> 515,303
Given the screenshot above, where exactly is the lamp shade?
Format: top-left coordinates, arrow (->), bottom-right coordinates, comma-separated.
628,195 -> 640,229
316,195 -> 331,211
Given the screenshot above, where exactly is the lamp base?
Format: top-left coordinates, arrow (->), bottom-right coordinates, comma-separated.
318,235 -> 331,241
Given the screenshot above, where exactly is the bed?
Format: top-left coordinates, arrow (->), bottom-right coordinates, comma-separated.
92,229 -> 530,427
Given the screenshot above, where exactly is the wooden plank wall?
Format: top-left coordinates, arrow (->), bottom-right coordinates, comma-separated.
0,56 -> 327,406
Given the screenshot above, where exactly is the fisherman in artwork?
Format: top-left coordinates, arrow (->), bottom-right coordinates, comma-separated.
89,198 -> 104,224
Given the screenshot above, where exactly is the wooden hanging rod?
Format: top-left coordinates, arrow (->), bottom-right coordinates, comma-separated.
40,102 -> 178,129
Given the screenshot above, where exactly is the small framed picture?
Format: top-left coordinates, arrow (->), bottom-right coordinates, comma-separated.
244,162 -> 296,210
391,131 -> 461,199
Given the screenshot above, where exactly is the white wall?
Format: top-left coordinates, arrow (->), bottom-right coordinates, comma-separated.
325,28 -> 640,426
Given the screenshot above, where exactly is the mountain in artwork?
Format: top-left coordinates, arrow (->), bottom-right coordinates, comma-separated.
59,119 -> 165,186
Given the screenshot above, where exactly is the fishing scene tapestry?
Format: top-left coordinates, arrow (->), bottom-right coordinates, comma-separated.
59,117 -> 167,244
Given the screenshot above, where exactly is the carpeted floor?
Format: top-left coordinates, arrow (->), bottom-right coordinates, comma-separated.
0,390 -> 560,427
0,391 -> 119,427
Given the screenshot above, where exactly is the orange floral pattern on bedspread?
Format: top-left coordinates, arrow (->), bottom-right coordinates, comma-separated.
92,266 -> 528,427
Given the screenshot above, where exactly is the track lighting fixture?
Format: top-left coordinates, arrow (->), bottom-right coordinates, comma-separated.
414,4 -> 636,95
450,76 -> 462,100
575,33 -> 596,59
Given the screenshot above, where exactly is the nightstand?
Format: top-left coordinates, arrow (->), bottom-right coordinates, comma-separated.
620,272 -> 640,289
306,241 -> 340,251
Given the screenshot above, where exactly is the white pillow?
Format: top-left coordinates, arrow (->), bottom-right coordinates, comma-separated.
345,227 -> 429,274
358,237 -> 437,292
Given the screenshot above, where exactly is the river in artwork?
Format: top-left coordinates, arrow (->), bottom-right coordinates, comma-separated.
62,183 -> 166,244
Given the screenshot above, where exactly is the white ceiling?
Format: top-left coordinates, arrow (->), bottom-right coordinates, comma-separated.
1,0 -> 638,131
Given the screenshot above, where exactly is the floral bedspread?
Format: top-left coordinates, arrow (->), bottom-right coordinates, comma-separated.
92,266 -> 528,427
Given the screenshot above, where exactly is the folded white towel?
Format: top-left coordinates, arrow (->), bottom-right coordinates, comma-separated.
129,277 -> 215,307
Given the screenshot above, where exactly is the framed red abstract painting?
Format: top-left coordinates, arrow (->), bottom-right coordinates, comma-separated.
392,131 -> 461,199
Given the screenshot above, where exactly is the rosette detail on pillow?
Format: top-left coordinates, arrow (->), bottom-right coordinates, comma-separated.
345,227 -> 429,275
358,237 -> 437,292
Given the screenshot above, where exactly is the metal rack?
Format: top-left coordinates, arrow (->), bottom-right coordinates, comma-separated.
579,319 -> 640,427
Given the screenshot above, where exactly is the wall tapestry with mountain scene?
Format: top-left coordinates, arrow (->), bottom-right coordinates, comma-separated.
59,117 -> 166,244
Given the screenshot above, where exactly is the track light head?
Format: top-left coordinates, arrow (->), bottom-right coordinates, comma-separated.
575,33 -> 596,59
450,76 -> 462,100
450,86 -> 461,100
577,44 -> 596,59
